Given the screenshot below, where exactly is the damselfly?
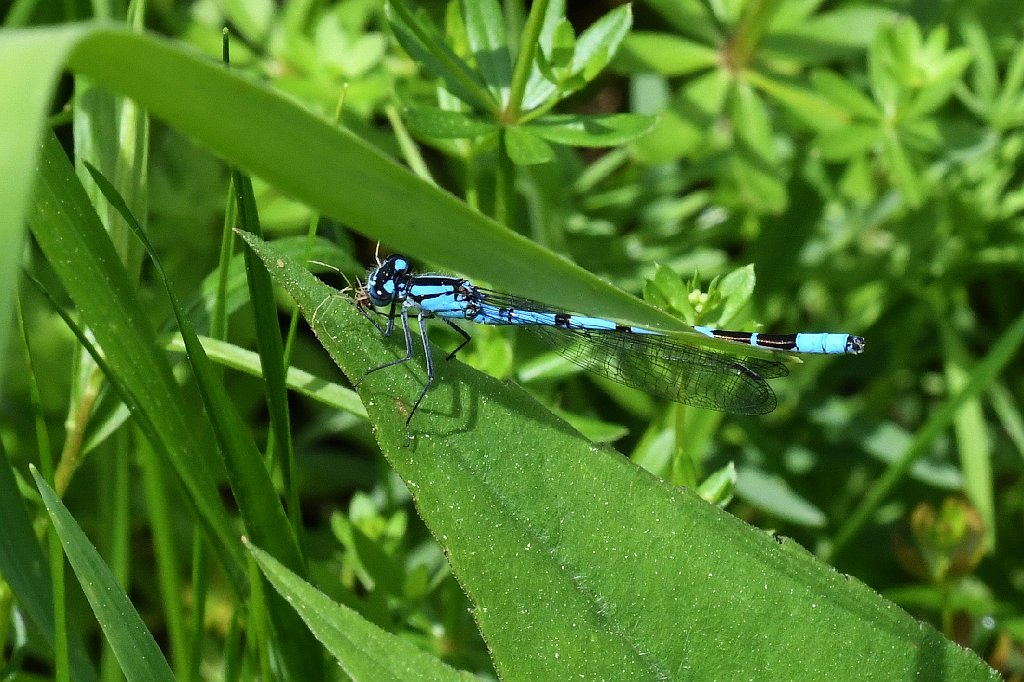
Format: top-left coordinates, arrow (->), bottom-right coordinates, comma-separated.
355,254 -> 864,432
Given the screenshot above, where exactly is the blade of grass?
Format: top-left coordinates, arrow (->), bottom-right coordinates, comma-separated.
940,317 -> 995,550
82,235 -> 364,456
15,293 -> 85,682
211,173 -> 238,341
31,466 -> 175,682
233,171 -> 301,539
138,439 -> 187,677
5,23 -> 792,378
164,335 -> 367,419
248,541 -> 476,681
97,442 -> 130,682
0,26 -> 73,355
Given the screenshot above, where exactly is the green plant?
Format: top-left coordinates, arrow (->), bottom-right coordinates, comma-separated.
1,0 -> 1019,679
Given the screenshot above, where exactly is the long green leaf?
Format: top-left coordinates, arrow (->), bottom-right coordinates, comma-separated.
31,467 -> 175,682
164,335 -> 367,419
240,232 -> 997,681
0,22 -> 686,334
234,173 -> 298,518
248,542 -> 475,682
941,317 -> 995,550
0,28 -> 65,359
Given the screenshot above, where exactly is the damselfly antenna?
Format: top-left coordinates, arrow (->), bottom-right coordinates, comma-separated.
307,259 -> 365,304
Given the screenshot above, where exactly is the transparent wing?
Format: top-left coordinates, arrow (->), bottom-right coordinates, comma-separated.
476,289 -> 789,415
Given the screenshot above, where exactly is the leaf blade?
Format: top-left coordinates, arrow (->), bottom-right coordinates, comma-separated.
248,542 -> 475,682
31,467 -> 176,682
528,113 -> 657,146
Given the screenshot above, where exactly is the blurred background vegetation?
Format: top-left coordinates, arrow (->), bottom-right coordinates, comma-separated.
3,0 -> 1023,678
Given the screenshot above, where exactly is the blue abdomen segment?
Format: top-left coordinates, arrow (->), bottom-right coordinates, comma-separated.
693,326 -> 864,355
791,333 -> 864,354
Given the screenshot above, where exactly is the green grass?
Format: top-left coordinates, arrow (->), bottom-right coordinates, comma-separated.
1,1 -> 1020,679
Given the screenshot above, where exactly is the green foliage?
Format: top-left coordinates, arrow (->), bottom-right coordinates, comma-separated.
0,0 -> 1021,679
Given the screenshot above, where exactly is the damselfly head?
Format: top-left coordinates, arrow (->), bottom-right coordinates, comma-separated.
365,254 -> 411,307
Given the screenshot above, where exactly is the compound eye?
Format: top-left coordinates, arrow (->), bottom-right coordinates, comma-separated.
392,256 -> 409,274
365,271 -> 388,305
